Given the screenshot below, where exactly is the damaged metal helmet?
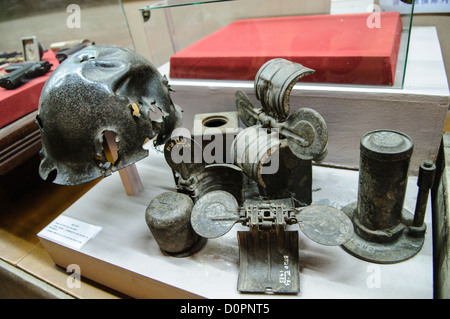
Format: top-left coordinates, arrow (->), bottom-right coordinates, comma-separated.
36,45 -> 182,185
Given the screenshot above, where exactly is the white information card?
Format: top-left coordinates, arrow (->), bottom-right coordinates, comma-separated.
38,215 -> 102,250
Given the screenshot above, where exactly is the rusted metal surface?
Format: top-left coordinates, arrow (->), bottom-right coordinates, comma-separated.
357,130 -> 414,230
297,204 -> 354,246
145,191 -> 206,257
342,130 -> 428,263
37,45 -> 182,185
190,190 -> 353,294
283,108 -> 327,161
157,58 -> 346,293
235,93 -> 327,162
233,59 -> 327,207
254,58 -> 315,122
258,139 -> 312,205
190,190 -> 240,239
231,125 -> 280,188
413,160 -> 436,227
190,190 -> 353,245
237,230 -> 300,294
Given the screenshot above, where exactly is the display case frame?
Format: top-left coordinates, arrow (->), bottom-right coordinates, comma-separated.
139,0 -> 415,89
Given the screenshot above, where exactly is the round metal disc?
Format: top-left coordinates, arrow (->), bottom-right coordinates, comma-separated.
164,135 -> 205,180
191,190 -> 240,239
297,204 -> 354,246
284,108 -> 328,161
236,91 -> 258,127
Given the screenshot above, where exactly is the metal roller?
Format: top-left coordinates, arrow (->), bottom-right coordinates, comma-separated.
254,58 -> 315,122
231,125 -> 280,188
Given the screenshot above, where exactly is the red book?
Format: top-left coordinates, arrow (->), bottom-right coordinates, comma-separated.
170,12 -> 402,86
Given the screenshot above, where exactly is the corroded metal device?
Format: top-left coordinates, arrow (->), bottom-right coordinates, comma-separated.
190,190 -> 353,294
151,58 -> 352,293
184,59 -> 351,294
342,130 -> 435,263
234,58 -> 328,205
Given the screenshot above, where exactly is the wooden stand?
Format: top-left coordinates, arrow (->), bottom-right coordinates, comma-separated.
103,131 -> 143,196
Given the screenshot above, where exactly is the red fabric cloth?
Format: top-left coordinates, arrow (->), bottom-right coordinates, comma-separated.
0,50 -> 58,129
170,12 -> 402,86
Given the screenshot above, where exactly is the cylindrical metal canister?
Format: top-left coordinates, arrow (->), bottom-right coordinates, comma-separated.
145,191 -> 204,256
231,125 -> 280,188
356,130 -> 414,231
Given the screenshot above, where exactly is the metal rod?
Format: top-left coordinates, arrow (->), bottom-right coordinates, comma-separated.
413,160 -> 436,227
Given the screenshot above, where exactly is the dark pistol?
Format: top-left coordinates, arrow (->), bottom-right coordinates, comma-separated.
0,60 -> 52,90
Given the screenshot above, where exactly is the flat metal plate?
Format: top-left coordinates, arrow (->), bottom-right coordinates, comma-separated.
237,230 -> 300,294
191,190 -> 240,239
298,204 -> 354,246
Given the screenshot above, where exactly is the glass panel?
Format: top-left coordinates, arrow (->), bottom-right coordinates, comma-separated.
143,0 -> 236,10
140,0 -> 414,88
0,0 -> 133,55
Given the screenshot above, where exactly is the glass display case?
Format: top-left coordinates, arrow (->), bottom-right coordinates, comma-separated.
0,0 -> 133,54
140,0 -> 415,88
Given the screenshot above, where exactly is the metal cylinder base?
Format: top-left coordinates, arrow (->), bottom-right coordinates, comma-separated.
161,236 -> 208,258
341,202 -> 426,264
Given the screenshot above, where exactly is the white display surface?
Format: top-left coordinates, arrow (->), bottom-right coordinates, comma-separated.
38,145 -> 433,299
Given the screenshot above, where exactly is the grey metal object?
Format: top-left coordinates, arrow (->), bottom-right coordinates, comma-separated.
37,44 -> 182,185
191,192 -> 353,246
254,58 -> 315,122
164,134 -> 205,181
235,92 -> 328,162
145,191 -> 206,257
238,230 -> 300,294
163,134 -> 244,204
190,190 -> 353,294
297,205 -> 354,246
342,130 -> 428,264
159,58 -> 337,294
191,190 -> 240,239
233,58 -> 327,206
257,138 -> 312,205
413,160 -> 436,228
231,125 -> 280,188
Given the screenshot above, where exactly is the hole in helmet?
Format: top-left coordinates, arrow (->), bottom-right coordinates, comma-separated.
79,54 -> 95,63
46,168 -> 57,183
35,114 -> 44,130
149,105 -> 164,122
102,130 -> 120,165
